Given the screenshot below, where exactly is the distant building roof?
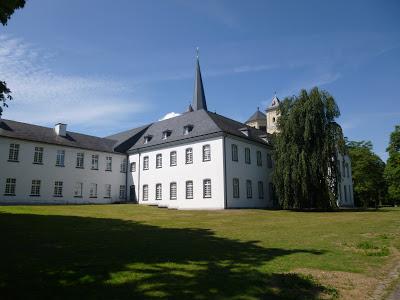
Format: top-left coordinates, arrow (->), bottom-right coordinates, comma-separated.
0,119 -> 121,153
245,108 -> 266,123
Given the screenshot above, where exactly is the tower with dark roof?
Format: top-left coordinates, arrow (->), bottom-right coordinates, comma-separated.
245,107 -> 267,131
192,50 -> 208,111
265,94 -> 281,134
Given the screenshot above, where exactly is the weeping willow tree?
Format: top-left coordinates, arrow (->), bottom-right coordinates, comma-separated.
273,87 -> 345,209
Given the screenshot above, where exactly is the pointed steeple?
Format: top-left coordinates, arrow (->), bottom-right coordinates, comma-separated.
192,48 -> 208,111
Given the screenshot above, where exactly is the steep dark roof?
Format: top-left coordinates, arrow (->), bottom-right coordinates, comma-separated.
192,58 -> 208,111
245,109 -> 266,123
0,119 -> 120,153
104,109 -> 272,152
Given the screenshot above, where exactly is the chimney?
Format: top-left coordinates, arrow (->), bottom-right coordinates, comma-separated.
55,123 -> 67,137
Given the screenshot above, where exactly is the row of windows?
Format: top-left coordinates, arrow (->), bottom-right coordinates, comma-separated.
232,178 -> 265,199
339,184 -> 352,203
7,143 -> 127,172
141,145 -> 211,170
143,125 -> 194,144
3,178 -> 127,199
341,160 -> 350,178
231,144 -> 273,168
142,179 -> 212,201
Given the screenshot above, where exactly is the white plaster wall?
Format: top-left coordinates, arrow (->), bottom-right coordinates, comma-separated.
225,136 -> 273,208
129,137 -> 225,210
0,137 -> 126,204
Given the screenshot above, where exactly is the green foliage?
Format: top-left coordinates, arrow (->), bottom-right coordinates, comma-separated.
0,0 -> 25,25
273,87 -> 344,209
0,81 -> 12,117
346,140 -> 387,207
384,125 -> 400,204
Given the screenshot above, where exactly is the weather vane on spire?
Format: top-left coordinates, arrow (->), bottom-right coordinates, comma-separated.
196,47 -> 199,59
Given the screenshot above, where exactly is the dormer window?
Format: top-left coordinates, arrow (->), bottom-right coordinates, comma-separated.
144,135 -> 153,144
239,127 -> 249,137
183,125 -> 194,135
162,130 -> 172,140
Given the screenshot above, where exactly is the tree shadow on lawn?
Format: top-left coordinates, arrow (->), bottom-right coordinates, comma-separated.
0,212 -> 334,300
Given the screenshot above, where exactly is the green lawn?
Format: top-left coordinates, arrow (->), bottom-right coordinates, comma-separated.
0,205 -> 399,299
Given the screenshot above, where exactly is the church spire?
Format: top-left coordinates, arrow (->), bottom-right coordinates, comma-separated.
192,48 -> 208,111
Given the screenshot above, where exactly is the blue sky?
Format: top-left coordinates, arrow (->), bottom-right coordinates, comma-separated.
0,0 -> 399,160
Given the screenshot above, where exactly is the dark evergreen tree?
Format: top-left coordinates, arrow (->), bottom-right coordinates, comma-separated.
273,87 -> 344,209
384,125 -> 400,205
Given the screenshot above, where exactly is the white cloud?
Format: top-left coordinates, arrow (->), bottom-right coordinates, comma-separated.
159,112 -> 181,121
0,34 -> 148,131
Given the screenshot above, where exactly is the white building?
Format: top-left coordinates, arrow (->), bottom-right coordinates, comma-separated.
0,56 -> 352,208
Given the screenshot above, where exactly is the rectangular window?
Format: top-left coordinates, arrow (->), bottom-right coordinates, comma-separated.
267,154 -> 273,168
120,158 -> 127,173
246,180 -> 252,198
76,152 -> 84,168
54,181 -> 63,197
104,184 -> 111,198
170,151 -> 177,166
8,143 -> 20,162
185,148 -> 193,164
156,154 -> 162,168
258,181 -> 264,199
346,163 -> 350,177
203,179 -> 211,198
257,151 -> 262,166
30,180 -> 41,196
130,162 -> 136,172
155,183 -> 162,200
245,148 -> 251,164
74,182 -> 83,198
203,145 -> 211,161
106,156 -> 112,171
143,156 -> 149,170
142,185 -> 148,201
342,160 -> 346,178
232,144 -> 238,162
344,184 -> 347,203
91,154 -> 99,170
119,185 -> 126,199
4,178 -> 16,196
56,150 -> 65,167
170,182 -> 177,200
186,180 -> 193,199
33,147 -> 44,164
90,183 -> 97,198
233,178 -> 240,198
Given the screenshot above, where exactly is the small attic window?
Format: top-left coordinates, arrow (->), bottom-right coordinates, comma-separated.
272,117 -> 276,123
183,125 -> 194,135
162,130 -> 172,140
239,127 -> 249,137
144,135 -> 153,144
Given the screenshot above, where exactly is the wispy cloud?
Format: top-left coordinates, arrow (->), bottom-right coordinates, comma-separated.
159,112 -> 181,121
0,35 -> 148,132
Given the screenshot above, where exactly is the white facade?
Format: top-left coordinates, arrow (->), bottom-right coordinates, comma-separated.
337,153 -> 354,207
0,137 -> 126,204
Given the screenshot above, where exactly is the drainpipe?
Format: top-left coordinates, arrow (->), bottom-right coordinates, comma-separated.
137,151 -> 141,204
222,134 -> 227,209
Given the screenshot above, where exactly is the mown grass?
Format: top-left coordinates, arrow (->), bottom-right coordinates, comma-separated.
0,205 -> 399,299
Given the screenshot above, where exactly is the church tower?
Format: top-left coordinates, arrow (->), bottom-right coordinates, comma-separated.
265,94 -> 280,134
245,107 -> 267,131
192,48 -> 208,111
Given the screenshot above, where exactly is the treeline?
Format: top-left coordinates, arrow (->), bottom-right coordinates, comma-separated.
346,126 -> 400,207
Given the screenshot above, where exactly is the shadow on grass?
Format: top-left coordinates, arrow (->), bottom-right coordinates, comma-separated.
0,212 -> 333,299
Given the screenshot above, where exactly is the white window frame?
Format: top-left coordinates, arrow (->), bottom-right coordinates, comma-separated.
245,148 -> 251,164
8,143 -> 20,162
104,184 -> 111,198
155,183 -> 162,200
106,156 -> 112,171
119,185 -> 126,200
186,180 -> 193,199
142,185 -> 149,201
56,150 -> 65,167
202,145 -> 211,162
232,144 -> 238,162
91,154 -> 99,170
30,179 -> 41,197
185,148 -> 193,164
4,178 -> 16,196
170,182 -> 177,200
89,183 -> 97,198
74,182 -> 83,198
258,181 -> 264,199
257,151 -> 262,166
233,178 -> 240,198
130,162 -> 136,172
120,158 -> 127,173
156,154 -> 162,169
170,151 -> 177,166
54,181 -> 63,197
33,146 -> 44,164
143,156 -> 149,170
267,153 -> 273,168
203,179 -> 211,198
76,152 -> 84,168
246,180 -> 252,198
